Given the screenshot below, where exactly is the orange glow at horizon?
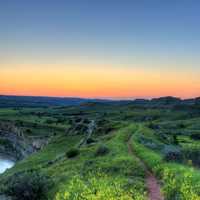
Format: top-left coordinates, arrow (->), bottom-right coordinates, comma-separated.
1,65 -> 200,99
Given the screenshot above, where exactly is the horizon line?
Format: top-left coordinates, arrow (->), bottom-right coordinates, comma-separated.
0,93 -> 199,101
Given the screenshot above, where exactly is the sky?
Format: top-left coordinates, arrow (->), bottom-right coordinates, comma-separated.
0,0 -> 200,99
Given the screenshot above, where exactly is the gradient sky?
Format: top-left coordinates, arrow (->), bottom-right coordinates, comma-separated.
0,0 -> 200,99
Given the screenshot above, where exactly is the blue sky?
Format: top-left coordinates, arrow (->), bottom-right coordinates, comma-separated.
0,0 -> 200,98
1,1 -> 199,58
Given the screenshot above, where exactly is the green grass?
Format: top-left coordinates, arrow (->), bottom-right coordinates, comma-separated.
131,124 -> 200,200
51,125 -> 147,199
0,103 -> 200,199
0,124 -> 147,199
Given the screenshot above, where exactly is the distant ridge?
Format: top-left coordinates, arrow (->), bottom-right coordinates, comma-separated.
0,95 -> 115,108
0,95 -> 199,108
132,96 -> 200,107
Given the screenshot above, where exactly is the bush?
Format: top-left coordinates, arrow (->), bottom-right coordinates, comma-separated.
66,148 -> 80,158
191,133 -> 200,140
147,122 -> 160,129
56,117 -> 66,123
172,135 -> 179,145
95,144 -> 110,156
4,171 -> 51,200
26,129 -> 32,134
178,123 -> 186,129
183,147 -> 200,167
163,145 -> 183,162
74,117 -> 82,123
45,119 -> 56,124
86,138 -> 96,144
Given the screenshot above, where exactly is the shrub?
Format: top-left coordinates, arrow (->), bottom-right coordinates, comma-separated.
147,122 -> 160,129
86,138 -> 96,144
95,144 -> 110,156
183,147 -> 200,167
82,118 -> 90,124
56,117 -> 66,123
4,171 -> 51,200
172,135 -> 179,145
45,119 -> 56,124
26,129 -> 32,134
74,117 -> 82,123
66,148 -> 80,158
178,123 -> 187,129
191,133 -> 200,140
163,145 -> 183,162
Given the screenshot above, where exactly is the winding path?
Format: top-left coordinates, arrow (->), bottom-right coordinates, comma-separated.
127,135 -> 164,200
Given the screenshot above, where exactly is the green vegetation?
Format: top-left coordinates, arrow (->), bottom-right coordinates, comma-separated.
66,148 -> 80,158
131,125 -> 200,199
95,144 -> 110,156
3,171 -> 51,200
0,98 -> 200,199
55,172 -> 144,200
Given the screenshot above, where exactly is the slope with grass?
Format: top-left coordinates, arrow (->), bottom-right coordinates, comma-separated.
131,124 -> 200,200
128,131 -> 164,200
0,99 -> 200,199
0,105 -> 147,199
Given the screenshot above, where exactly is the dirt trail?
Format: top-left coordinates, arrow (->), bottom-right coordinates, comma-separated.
128,138 -> 164,200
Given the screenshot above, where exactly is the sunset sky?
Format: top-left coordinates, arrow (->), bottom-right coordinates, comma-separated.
1,1 -> 200,99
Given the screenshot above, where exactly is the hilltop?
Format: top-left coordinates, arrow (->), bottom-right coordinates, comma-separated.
0,95 -> 200,108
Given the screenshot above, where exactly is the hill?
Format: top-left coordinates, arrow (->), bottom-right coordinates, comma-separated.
0,97 -> 199,199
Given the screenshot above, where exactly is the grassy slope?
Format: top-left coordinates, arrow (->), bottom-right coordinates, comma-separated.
131,124 -> 200,200
0,105 -> 200,199
0,122 -> 147,199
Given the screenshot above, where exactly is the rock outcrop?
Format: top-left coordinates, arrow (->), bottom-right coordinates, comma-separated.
0,122 -> 48,160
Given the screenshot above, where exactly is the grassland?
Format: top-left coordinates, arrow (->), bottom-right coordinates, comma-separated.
0,99 -> 200,199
